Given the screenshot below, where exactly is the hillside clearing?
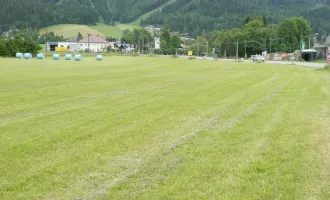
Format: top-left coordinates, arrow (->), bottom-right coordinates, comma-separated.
0,57 -> 329,199
129,0 -> 177,26
39,23 -> 139,39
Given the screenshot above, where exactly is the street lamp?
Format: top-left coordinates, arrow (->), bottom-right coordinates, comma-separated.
301,35 -> 313,49
227,40 -> 239,60
269,38 -> 284,55
244,40 -> 261,59
87,33 -> 91,53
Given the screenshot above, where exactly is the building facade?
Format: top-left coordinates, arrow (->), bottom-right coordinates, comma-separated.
77,35 -> 108,52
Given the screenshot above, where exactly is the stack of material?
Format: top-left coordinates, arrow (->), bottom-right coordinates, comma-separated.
16,53 -> 23,58
65,54 -> 72,60
74,55 -> 83,61
37,54 -> 45,59
23,53 -> 32,59
53,54 -> 60,60
96,55 -> 103,61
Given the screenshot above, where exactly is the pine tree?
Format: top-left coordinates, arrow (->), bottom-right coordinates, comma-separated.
77,32 -> 83,42
0,40 -> 10,57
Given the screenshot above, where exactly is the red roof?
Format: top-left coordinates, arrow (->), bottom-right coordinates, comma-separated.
78,35 -> 107,43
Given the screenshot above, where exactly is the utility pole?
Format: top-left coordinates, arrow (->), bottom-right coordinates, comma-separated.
184,38 -> 186,55
300,28 -> 302,52
226,40 -> 239,60
301,35 -> 313,50
269,38 -> 284,59
207,41 -> 208,57
87,34 -> 91,53
244,40 -> 258,59
224,42 -> 227,58
236,39 -> 238,60
219,43 -> 221,58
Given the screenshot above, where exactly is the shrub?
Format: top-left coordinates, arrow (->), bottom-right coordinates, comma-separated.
0,36 -> 41,57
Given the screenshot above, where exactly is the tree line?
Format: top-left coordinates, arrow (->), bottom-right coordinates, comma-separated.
190,17 -> 313,57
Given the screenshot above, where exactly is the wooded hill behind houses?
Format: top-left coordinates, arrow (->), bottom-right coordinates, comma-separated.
1,0 -> 330,37
0,0 -> 169,30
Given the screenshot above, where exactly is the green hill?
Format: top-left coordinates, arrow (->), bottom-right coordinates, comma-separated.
40,23 -> 139,39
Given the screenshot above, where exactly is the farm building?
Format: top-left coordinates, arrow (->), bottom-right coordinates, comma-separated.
46,35 -> 110,52
46,42 -> 79,52
77,35 -> 108,52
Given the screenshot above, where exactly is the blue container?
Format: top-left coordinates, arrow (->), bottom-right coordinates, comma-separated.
74,54 -> 83,61
16,52 -> 23,58
37,53 -> 45,59
23,53 -> 32,59
96,55 -> 103,61
65,54 -> 72,60
53,54 -> 60,60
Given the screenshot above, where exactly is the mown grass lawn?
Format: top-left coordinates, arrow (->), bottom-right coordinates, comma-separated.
0,57 -> 329,199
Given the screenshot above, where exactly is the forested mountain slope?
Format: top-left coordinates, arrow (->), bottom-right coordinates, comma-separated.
142,0 -> 330,36
0,0 -> 330,37
0,0 -> 169,31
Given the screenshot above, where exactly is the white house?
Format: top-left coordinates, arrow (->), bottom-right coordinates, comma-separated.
77,35 -> 108,52
154,37 -> 160,50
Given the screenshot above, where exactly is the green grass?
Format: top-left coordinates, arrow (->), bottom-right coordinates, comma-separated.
1,57 -> 330,199
39,24 -> 105,38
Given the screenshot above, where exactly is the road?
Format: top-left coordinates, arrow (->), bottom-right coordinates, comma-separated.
191,56 -> 326,69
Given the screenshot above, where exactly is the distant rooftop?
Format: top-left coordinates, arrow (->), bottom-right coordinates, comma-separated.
78,35 -> 107,43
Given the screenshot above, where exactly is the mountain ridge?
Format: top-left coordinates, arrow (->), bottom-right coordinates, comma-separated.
1,0 -> 330,37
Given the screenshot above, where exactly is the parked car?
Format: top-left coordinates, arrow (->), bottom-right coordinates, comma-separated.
200,53 -> 207,57
252,55 -> 265,62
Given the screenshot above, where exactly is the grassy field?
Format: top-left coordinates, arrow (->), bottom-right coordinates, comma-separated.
39,24 -> 105,38
40,23 -> 139,39
0,57 -> 330,199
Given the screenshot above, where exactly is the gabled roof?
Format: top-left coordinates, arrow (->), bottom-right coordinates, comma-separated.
78,35 -> 107,43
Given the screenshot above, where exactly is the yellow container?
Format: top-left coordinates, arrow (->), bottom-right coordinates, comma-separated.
55,47 -> 68,52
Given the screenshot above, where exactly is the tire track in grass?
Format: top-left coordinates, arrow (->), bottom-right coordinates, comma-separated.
1,70 -> 250,153
304,85 -> 330,199
1,71 -> 249,152
42,74 -> 287,200
105,78 -> 293,199
2,71 -> 255,199
0,71 -> 247,126
102,79 -> 291,200
164,80 -> 291,153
